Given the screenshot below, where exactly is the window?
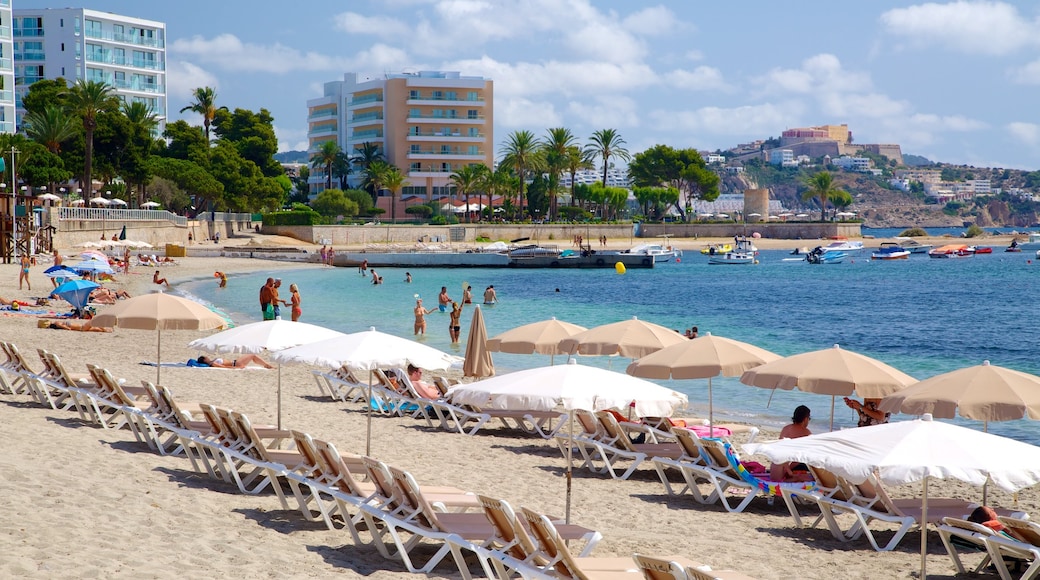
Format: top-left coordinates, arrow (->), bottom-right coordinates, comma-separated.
408,108 -> 420,118
410,145 -> 420,154
441,163 -> 451,172
445,91 -> 457,101
86,43 -> 103,61
409,89 -> 419,99
410,163 -> 420,172
447,109 -> 457,119
468,91 -> 478,101
468,145 -> 479,155
468,127 -> 479,137
440,145 -> 450,154
467,109 -> 479,119
113,24 -> 124,40
84,19 -> 101,37
432,109 -> 443,118
74,17 -> 80,34
432,90 -> 442,100
112,48 -> 125,65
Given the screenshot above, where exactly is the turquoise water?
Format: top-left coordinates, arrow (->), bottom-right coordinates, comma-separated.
181,250 -> 1040,444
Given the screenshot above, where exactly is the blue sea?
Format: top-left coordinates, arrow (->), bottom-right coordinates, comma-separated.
180,236 -> 1040,445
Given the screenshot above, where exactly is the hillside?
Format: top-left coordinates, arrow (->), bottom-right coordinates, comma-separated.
721,159 -> 1040,228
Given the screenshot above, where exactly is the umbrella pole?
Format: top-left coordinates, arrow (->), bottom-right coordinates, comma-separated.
366,370 -> 373,456
156,329 -> 162,385
566,412 -> 573,525
829,395 -> 835,432
766,387 -> 776,408
921,476 -> 929,579
708,377 -> 714,437
277,364 -> 282,430
983,420 -> 989,505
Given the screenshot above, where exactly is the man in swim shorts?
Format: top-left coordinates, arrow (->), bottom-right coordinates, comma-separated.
483,285 -> 497,304
438,286 -> 451,312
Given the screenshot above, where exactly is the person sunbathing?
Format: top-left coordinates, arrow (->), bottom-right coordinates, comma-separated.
406,364 -> 440,399
770,405 -> 813,482
153,270 -> 170,288
196,354 -> 274,369
47,320 -> 112,332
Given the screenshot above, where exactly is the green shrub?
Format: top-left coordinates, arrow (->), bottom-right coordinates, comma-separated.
261,210 -> 321,226
430,215 -> 447,225
899,227 -> 928,237
558,206 -> 592,221
405,205 -> 433,217
475,235 -> 490,242
964,224 -> 985,238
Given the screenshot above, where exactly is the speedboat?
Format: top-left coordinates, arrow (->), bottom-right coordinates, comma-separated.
822,240 -> 865,252
894,237 -> 933,254
709,237 -> 758,265
806,246 -> 846,264
970,246 -> 993,254
871,242 -> 910,260
928,244 -> 974,259
624,243 -> 681,262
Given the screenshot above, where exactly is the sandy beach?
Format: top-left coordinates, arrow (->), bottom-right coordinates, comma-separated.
0,238 -> 1034,579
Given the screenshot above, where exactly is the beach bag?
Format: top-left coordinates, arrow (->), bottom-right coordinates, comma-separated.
263,303 -> 275,320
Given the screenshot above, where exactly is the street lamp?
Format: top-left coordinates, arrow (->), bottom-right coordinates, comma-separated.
16,186 -> 25,257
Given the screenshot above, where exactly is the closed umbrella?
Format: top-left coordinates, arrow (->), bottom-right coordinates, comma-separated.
559,316 -> 687,359
448,359 -> 688,522
272,327 -> 457,454
626,332 -> 781,435
188,320 -> 346,429
90,292 -> 227,384
740,344 -> 916,430
486,316 -> 586,364
462,305 -> 494,378
52,279 -> 100,311
744,415 -> 1040,579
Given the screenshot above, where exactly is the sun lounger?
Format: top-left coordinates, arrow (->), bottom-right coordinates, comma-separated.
684,565 -> 760,580
650,426 -> 719,500
519,506 -> 637,579
937,517 -> 1000,576
311,365 -> 369,402
686,438 -> 815,513
633,554 -> 758,580
0,341 -> 35,395
589,411 -> 685,480
987,516 -> 1040,580
83,364 -> 154,438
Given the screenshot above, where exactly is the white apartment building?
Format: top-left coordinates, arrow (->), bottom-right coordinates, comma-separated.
831,155 -> 872,172
705,153 -> 725,164
0,1 -> 13,134
895,169 -> 942,184
769,148 -> 795,166
306,71 -> 494,206
13,8 -> 166,130
558,167 -> 631,189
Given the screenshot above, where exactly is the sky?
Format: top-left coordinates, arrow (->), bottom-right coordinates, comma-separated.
17,0 -> 1040,169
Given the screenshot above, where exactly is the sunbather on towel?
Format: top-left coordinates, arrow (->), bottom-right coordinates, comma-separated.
771,405 -> 813,482
406,364 -> 440,399
196,354 -> 273,369
47,320 -> 112,332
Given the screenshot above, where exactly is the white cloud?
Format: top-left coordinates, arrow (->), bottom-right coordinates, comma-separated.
650,103 -> 801,137
664,66 -> 730,92
332,12 -> 410,39
757,54 -> 872,96
566,96 -> 640,129
818,92 -> 908,119
1007,122 -> 1040,145
496,97 -> 563,129
1010,59 -> 1040,84
444,56 -> 658,97
880,1 -> 1040,55
171,34 -> 355,73
274,125 -> 310,153
166,60 -> 219,103
563,19 -> 647,63
685,50 -> 705,62
623,6 -> 682,36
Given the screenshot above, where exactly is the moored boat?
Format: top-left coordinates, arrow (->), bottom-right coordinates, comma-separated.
871,242 -> 910,260
928,244 -> 974,259
700,243 -> 733,255
623,243 -> 681,262
708,236 -> 758,265
895,237 -> 933,254
823,239 -> 865,252
806,247 -> 846,264
970,246 -> 993,254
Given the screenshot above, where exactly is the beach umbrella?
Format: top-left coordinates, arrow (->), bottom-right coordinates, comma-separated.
89,197 -> 110,205
187,320 -> 346,429
72,258 -> 114,275
37,193 -> 61,202
110,198 -> 128,207
486,316 -> 587,364
52,279 -> 100,311
118,224 -> 127,239
141,201 -> 161,208
447,359 -> 688,522
272,327 -> 457,454
43,265 -> 81,280
626,332 -> 781,435
559,316 -> 687,359
743,415 -> 1040,579
125,240 -> 153,249
75,240 -> 101,248
740,344 -> 916,430
90,292 -> 227,384
462,305 -> 494,378
80,250 -> 107,261
70,199 -> 85,206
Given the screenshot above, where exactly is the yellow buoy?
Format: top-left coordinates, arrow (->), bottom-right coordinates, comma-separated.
615,262 -> 626,274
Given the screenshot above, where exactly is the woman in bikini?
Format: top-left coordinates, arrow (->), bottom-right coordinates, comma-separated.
413,299 -> 431,336
18,255 -> 31,290
196,354 -> 273,369
289,283 -> 302,322
448,301 -> 463,343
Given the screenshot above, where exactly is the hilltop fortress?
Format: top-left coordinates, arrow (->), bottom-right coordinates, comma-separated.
729,124 -> 903,165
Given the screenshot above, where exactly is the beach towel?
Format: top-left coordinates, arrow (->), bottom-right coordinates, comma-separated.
140,361 -> 190,368
708,437 -> 816,497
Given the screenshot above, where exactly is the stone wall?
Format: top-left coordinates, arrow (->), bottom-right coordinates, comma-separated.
640,222 -> 862,240
267,224 -> 638,246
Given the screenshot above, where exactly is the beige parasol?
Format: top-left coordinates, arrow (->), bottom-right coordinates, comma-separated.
90,291 -> 227,384
558,316 -> 687,359
739,344 -> 916,430
463,305 -> 495,378
880,360 -> 1040,426
626,332 -> 781,434
486,316 -> 586,364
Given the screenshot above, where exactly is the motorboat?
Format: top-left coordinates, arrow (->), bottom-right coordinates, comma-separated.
871,242 -> 911,260
970,246 -> 993,254
700,243 -> 732,255
806,246 -> 846,264
1006,240 -> 1023,252
708,236 -> 758,265
822,239 -> 865,252
928,244 -> 974,259
894,237 -> 933,254
623,243 -> 681,262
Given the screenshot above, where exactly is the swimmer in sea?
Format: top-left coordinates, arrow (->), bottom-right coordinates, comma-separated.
413,298 -> 432,336
438,286 -> 451,312
448,301 -> 463,343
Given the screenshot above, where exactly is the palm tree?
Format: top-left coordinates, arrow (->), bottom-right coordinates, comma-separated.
542,127 -> 577,220
499,129 -> 540,217
565,145 -> 593,208
179,86 -> 226,143
802,171 -> 847,221
450,164 -> 484,223
121,101 -> 160,205
63,79 -> 117,197
585,128 -> 631,187
23,104 -> 77,154
352,142 -> 385,202
310,140 -> 341,190
381,165 -> 405,223
363,160 -> 391,214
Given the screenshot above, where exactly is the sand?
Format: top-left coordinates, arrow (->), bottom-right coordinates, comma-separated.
0,243 -> 1034,579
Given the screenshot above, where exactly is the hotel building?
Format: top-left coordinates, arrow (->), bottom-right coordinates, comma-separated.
306,71 -> 494,213
0,1 -> 14,133
13,7 -> 166,131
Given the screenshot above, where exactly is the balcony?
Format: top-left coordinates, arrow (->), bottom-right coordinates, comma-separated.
84,29 -> 165,49
407,96 -> 485,106
0,58 -> 11,71
14,27 -> 43,38
307,108 -> 337,121
0,121 -> 14,133
407,130 -> 484,141
0,90 -> 13,103
86,52 -> 165,71
0,0 -> 10,7
111,78 -> 164,94
0,25 -> 10,40
352,129 -> 383,140
407,148 -> 485,158
348,94 -> 383,106
349,112 -> 383,125
407,113 -> 484,123
308,124 -> 337,137
15,51 -> 45,62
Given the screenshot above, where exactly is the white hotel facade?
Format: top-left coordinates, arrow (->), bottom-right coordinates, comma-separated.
12,7 -> 166,131
0,1 -> 14,134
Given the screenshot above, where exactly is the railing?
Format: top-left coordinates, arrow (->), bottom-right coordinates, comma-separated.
307,108 -> 337,120
407,113 -> 485,120
0,121 -> 13,134
350,112 -> 383,123
352,130 -> 383,139
349,94 -> 383,105
14,28 -> 43,37
85,52 -> 165,71
0,58 -> 11,71
408,148 -> 484,156
13,51 -> 43,61
58,207 -> 187,226
196,211 -> 252,223
408,130 -> 482,138
408,94 -> 484,102
84,29 -> 165,49
0,25 -> 10,39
